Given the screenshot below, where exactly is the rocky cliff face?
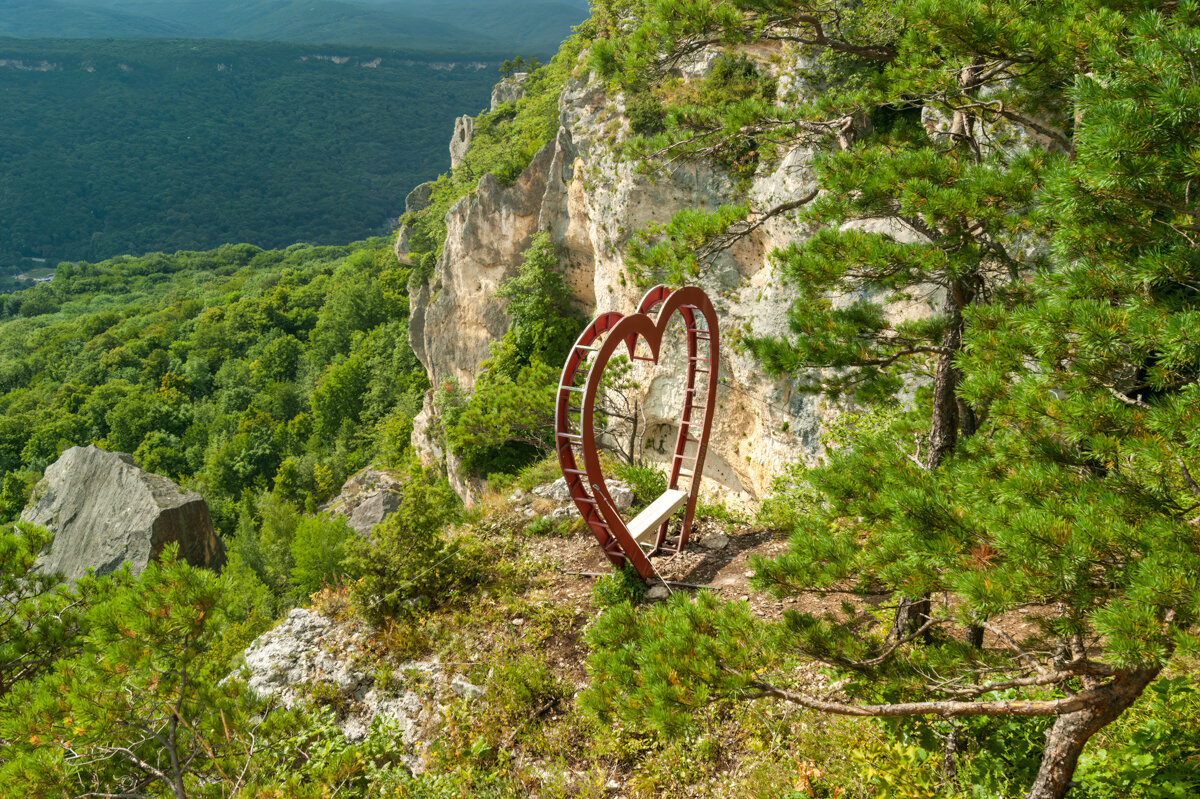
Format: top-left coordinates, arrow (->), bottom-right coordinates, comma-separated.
408,46 -> 940,501
21,444 -> 225,581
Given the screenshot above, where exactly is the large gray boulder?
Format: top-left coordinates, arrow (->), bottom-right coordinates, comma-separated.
322,466 -> 403,536
21,445 -> 224,581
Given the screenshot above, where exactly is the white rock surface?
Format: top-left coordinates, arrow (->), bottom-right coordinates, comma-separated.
322,467 -> 403,536
449,114 -> 475,169
491,72 -> 529,110
534,477 -> 634,511
240,609 -> 432,768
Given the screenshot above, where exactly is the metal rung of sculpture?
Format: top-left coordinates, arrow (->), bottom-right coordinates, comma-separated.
554,285 -> 719,580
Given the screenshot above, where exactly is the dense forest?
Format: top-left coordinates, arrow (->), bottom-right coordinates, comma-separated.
0,0 -> 590,54
0,38 -> 498,270
1,0 -> 1199,797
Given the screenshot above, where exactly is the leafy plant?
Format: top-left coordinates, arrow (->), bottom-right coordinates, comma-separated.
345,461 -> 471,623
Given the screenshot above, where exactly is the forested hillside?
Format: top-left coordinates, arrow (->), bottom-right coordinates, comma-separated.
0,239 -> 425,530
0,38 -> 497,271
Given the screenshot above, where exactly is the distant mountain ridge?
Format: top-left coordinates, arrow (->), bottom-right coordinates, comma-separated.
0,37 -> 501,266
0,0 -> 588,55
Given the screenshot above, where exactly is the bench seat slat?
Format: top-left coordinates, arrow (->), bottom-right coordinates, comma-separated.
627,489 -> 690,545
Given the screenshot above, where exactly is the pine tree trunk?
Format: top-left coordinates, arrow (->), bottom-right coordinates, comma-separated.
925,316 -> 963,471
1025,668 -> 1160,799
893,308 -> 966,639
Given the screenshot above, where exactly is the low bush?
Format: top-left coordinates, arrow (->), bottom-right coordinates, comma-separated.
345,461 -> 474,624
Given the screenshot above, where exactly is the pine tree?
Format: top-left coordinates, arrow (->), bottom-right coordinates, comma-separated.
0,548 -> 277,797
585,2 -> 1200,797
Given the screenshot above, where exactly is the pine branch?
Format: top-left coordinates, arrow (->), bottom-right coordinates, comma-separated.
694,191 -> 820,262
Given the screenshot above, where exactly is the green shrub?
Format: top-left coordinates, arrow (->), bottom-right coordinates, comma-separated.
289,513 -> 356,600
592,563 -> 647,608
1075,675 -> 1200,798
613,460 -> 668,512
345,462 -> 472,624
626,92 -> 666,135
523,515 -> 578,538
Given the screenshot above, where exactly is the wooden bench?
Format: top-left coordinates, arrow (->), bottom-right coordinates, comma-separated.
627,488 -> 689,546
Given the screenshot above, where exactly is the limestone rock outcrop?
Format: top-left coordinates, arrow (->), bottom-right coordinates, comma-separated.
410,128 -> 577,391
322,467 -> 403,536
490,72 -> 528,110
406,45 -> 953,501
22,445 -> 224,581
449,114 -> 475,169
395,181 -> 436,260
241,608 -> 445,770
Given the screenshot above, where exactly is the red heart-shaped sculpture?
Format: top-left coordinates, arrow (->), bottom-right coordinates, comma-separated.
554,285 -> 719,580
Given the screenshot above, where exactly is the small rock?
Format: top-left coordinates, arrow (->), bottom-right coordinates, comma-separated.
508,489 -> 526,504
533,477 -> 573,502
511,617 -> 525,626
607,480 -> 634,511
523,508 -> 537,518
700,533 -> 729,551
740,594 -> 750,602
645,585 -> 670,601
451,674 -> 485,700
551,507 -> 574,520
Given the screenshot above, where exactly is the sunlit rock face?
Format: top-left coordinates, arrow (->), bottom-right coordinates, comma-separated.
409,46 -> 947,502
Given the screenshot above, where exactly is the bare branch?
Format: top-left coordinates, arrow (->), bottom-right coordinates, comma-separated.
695,191 -> 819,263
982,621 -> 1048,676
1178,455 -> 1200,504
742,672 -> 1134,718
1103,383 -> 1152,410
830,617 -> 944,667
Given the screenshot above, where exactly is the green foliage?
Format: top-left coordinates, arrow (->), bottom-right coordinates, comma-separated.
0,547 -> 275,796
0,39 -> 500,269
1075,676 -> 1200,798
591,563 -> 647,608
582,591 -> 773,738
346,461 -> 470,623
613,460 -> 668,512
490,231 -> 581,378
290,513 -> 356,599
0,522 -> 90,697
0,470 -> 37,523
586,2 -> 1200,795
444,361 -> 560,475
0,237 -> 428,538
440,651 -> 570,762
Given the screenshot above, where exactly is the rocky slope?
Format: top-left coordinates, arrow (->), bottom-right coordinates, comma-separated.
404,45 -> 939,502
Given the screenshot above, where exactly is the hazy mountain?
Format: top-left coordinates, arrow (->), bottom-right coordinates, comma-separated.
2,0 -> 588,55
0,0 -> 191,39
